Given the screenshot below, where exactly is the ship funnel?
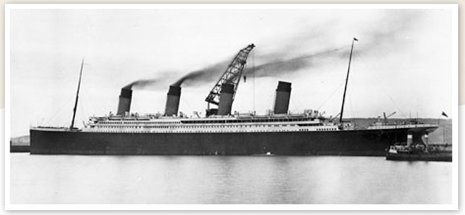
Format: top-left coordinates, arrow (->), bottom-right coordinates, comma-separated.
164,85 -> 181,116
217,83 -> 235,115
406,134 -> 413,147
273,81 -> 292,114
117,88 -> 132,116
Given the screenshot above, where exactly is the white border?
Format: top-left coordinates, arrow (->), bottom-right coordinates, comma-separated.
2,3 -> 460,10
2,203 -> 460,211
450,4 -> 459,211
5,3 -> 12,211
4,4 -> 459,211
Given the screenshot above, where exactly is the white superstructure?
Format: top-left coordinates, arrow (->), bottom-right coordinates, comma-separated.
83,111 -> 341,133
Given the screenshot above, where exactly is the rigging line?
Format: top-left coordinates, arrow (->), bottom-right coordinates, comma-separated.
78,99 -> 86,125
182,95 -> 193,116
352,51 -> 407,118
290,96 -> 305,114
348,94 -> 354,118
103,103 -> 111,116
289,88 -> 305,113
317,81 -> 346,112
386,94 -> 406,118
44,95 -> 75,126
252,50 -> 255,112
78,86 -> 92,121
312,46 -> 352,113
42,62 -> 88,126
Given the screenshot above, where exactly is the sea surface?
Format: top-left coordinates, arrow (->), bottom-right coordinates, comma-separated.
10,154 -> 452,204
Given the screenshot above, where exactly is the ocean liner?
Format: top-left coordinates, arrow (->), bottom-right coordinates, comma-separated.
29,39 -> 438,155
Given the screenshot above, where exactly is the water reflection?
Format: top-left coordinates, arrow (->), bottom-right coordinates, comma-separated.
11,154 -> 451,204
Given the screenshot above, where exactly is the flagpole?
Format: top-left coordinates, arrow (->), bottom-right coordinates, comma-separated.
437,114 -> 442,144
440,112 -> 448,144
443,119 -> 446,144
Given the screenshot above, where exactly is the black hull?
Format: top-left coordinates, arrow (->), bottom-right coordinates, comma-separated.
10,145 -> 30,153
29,127 -> 434,156
386,152 -> 452,162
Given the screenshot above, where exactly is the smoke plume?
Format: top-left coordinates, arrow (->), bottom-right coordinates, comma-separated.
124,11 -> 423,90
172,60 -> 230,87
124,79 -> 163,90
170,46 -> 348,87
243,47 -> 347,78
123,71 -> 177,90
123,45 -> 353,90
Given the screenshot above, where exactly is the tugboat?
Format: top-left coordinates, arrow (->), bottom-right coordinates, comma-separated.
386,133 -> 452,162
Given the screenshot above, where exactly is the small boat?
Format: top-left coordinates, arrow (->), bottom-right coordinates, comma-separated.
386,134 -> 451,162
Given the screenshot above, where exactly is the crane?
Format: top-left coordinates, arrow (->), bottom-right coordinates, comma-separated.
205,44 -> 255,114
383,111 -> 396,123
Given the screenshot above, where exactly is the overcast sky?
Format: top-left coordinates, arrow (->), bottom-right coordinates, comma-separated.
9,5 -> 455,136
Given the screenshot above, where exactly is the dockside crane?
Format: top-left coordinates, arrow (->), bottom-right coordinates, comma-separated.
383,111 -> 396,123
205,44 -> 255,116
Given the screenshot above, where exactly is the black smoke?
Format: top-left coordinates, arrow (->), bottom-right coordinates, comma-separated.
124,79 -> 163,90
171,60 -> 230,87
124,10 -> 423,90
122,71 -> 177,90
170,46 -> 349,87
243,47 -> 347,78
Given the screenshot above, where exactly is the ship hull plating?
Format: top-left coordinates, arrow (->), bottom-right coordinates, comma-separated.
29,128 -> 433,156
386,152 -> 452,162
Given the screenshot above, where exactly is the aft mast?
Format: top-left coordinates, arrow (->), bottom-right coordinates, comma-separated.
339,38 -> 358,127
70,58 -> 85,130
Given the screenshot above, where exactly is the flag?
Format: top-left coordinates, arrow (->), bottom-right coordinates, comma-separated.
353,37 -> 358,41
441,112 -> 448,117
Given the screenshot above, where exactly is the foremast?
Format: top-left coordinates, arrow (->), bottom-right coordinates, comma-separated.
70,58 -> 85,130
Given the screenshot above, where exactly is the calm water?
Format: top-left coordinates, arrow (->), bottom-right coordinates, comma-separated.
10,154 -> 451,204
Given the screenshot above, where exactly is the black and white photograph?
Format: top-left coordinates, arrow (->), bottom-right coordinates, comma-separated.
6,4 -> 458,209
